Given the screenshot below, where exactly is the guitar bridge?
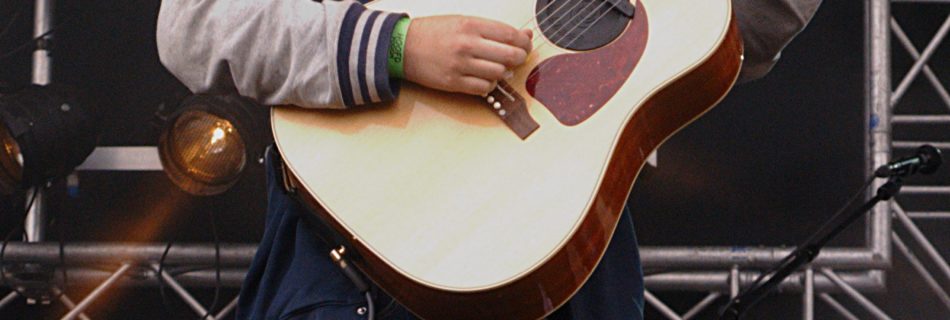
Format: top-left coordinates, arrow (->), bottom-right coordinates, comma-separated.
483,81 -> 539,140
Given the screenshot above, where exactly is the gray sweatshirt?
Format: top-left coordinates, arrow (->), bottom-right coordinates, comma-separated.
157,0 -> 822,109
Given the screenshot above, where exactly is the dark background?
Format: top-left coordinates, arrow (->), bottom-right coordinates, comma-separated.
1,1 -> 948,319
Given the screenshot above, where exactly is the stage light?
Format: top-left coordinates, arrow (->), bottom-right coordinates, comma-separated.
0,85 -> 99,195
158,94 -> 265,196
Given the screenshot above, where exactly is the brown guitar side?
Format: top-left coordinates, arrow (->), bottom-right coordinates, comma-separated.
286,16 -> 742,320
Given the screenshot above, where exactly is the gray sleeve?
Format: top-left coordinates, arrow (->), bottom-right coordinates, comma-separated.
156,0 -> 406,109
732,0 -> 823,82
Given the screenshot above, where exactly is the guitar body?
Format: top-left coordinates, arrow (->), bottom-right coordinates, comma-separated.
272,0 -> 742,318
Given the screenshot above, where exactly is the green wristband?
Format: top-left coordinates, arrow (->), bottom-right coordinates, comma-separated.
388,17 -> 410,79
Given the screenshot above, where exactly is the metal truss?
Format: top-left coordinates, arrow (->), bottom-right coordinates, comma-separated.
880,0 -> 950,316
0,243 -> 252,319
0,3 -> 243,318
641,0 -> 950,318
3,0 -> 950,319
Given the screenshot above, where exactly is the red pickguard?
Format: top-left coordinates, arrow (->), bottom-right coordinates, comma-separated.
526,2 -> 649,126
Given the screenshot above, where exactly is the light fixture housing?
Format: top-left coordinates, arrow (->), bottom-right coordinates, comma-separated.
158,94 -> 266,196
0,84 -> 99,195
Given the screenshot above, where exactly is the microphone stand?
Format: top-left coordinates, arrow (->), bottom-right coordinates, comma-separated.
718,176 -> 903,319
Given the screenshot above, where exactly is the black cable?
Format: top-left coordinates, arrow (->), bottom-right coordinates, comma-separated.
0,0 -> 145,64
0,25 -> 56,62
157,210 -> 222,320
0,7 -> 22,43
739,175 -> 877,295
158,240 -> 177,317
46,212 -> 67,300
376,294 -> 397,318
201,208 -> 222,320
0,7 -> 84,62
365,291 -> 375,320
56,204 -> 68,299
56,247 -> 66,296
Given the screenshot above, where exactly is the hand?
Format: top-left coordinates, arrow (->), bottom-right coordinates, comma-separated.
403,16 -> 533,96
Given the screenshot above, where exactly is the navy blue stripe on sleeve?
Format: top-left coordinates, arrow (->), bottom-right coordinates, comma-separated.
336,4 -> 365,107
356,11 -> 380,105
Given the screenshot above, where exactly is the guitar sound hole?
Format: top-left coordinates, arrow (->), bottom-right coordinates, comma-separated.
535,0 -> 630,51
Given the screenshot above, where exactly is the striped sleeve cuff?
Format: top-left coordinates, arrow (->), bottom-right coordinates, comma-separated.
336,4 -> 407,107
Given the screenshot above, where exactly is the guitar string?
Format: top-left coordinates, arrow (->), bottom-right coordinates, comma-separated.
554,6 -> 618,53
521,0 -> 593,39
493,1 -> 615,100
528,0 -> 604,50
520,0 -> 566,31
493,0 -> 596,101
523,0 -> 590,45
498,0 -> 614,71
505,0 -> 626,66
527,1 -> 615,82
543,2 -> 616,56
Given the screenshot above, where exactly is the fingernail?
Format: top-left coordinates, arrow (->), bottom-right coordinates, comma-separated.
503,70 -> 514,79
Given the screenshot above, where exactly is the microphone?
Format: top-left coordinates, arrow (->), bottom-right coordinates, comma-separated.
875,145 -> 943,177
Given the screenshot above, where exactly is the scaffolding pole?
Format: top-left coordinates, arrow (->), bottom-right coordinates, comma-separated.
645,270 -> 884,293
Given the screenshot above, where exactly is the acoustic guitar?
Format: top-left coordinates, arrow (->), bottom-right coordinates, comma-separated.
272,0 -> 742,318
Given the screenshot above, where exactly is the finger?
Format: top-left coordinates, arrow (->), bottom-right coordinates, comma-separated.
455,76 -> 494,96
460,58 -> 507,81
475,20 -> 533,54
471,39 -> 528,69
